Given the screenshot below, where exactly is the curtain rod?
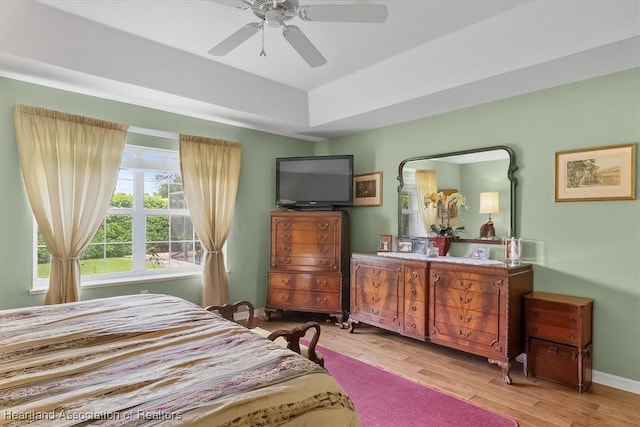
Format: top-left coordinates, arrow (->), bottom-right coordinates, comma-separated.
128,126 -> 179,141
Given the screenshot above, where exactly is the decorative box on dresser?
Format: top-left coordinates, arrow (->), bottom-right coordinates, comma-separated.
265,210 -> 349,325
349,253 -> 533,384
524,291 -> 593,393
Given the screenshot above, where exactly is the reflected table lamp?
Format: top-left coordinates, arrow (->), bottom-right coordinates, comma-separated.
479,192 -> 499,238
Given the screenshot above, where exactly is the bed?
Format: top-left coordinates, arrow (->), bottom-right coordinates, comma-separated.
0,294 -> 360,426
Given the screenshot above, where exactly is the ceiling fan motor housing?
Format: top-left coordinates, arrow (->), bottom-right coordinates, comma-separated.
251,0 -> 298,26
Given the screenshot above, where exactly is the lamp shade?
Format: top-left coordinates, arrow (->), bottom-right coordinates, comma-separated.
479,192 -> 499,214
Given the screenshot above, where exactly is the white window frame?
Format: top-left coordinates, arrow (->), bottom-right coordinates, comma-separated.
32,144 -> 206,292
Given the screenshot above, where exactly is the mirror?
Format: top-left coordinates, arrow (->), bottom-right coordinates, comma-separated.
397,146 -> 517,243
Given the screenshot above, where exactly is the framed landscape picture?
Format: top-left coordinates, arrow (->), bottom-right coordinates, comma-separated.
555,144 -> 636,202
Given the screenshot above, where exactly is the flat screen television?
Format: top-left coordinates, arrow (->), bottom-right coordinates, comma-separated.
276,154 -> 354,209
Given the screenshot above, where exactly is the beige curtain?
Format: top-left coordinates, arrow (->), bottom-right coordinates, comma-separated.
179,135 -> 241,307
13,105 -> 127,304
415,169 -> 438,234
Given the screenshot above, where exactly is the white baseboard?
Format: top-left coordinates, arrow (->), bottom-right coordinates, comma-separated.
593,370 -> 640,395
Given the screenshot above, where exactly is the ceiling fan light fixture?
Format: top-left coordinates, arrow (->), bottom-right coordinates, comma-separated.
265,9 -> 285,27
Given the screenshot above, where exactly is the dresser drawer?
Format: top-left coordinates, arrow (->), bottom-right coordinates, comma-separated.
273,243 -> 338,258
268,290 -> 341,311
430,269 -> 505,295
432,288 -> 500,315
271,255 -> 340,271
269,272 -> 341,292
403,313 -> 427,339
431,320 -> 505,357
272,228 -> 338,245
405,266 -> 426,302
525,319 -> 582,347
526,338 -> 592,393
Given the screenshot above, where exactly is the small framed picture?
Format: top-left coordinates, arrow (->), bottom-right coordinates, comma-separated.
398,240 -> 412,252
353,172 -> 382,206
378,234 -> 392,252
470,245 -> 490,260
411,238 -> 427,255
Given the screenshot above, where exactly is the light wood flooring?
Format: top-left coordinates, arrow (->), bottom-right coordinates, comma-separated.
255,312 -> 640,427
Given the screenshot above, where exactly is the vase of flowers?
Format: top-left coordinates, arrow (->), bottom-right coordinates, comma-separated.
425,191 -> 467,256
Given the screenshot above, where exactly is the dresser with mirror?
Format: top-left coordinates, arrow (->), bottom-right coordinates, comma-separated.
350,146 -> 533,384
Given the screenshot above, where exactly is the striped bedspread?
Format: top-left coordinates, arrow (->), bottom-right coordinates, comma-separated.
0,294 -> 360,426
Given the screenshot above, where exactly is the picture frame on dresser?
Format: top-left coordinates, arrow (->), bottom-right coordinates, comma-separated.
397,239 -> 412,252
378,234 -> 393,252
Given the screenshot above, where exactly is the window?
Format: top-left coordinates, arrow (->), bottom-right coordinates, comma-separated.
34,145 -> 202,289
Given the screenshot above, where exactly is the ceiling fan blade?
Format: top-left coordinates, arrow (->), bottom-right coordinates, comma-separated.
282,25 -> 327,67
298,4 -> 388,23
208,23 -> 261,56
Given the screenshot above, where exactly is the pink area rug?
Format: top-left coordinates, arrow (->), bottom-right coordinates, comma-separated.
320,345 -> 517,427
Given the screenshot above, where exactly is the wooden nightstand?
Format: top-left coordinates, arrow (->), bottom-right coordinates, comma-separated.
524,292 -> 593,392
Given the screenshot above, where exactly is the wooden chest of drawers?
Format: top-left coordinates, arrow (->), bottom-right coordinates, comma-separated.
266,210 -> 349,324
524,292 -> 593,392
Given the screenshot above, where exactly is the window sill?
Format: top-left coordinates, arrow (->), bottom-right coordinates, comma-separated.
29,270 -> 202,295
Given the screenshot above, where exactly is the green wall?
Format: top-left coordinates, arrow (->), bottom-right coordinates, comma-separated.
326,68 -> 640,383
1,68 -> 639,383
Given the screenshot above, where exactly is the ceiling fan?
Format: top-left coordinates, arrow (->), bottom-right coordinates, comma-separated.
209,0 -> 388,67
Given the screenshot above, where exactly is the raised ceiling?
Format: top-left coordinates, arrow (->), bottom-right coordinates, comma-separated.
1,0 -> 638,141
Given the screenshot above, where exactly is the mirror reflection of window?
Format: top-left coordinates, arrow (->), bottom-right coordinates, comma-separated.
398,148 -> 514,242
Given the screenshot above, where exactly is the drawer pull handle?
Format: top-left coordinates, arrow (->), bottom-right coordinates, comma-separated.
317,222 -> 330,230
371,308 -> 380,315
547,347 -> 559,354
411,305 -> 417,312
319,233 -> 329,241
282,245 -> 291,253
568,316 -> 576,324
568,334 -> 575,341
457,295 -> 473,304
411,289 -> 417,296
411,322 -> 417,329
279,257 -> 291,264
280,278 -> 290,285
411,271 -> 418,279
283,232 -> 291,240
458,314 -> 472,323
459,281 -> 472,290
458,329 -> 471,338
316,296 -> 328,304
316,280 -> 328,287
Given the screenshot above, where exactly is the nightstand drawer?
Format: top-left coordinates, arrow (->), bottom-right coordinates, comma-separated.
524,292 -> 593,348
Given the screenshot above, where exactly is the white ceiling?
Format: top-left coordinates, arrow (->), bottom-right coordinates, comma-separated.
1,0 -> 639,141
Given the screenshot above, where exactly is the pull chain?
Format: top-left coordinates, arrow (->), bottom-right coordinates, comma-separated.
260,22 -> 267,57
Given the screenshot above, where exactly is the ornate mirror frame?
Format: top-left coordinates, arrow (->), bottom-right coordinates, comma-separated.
397,145 -> 518,243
